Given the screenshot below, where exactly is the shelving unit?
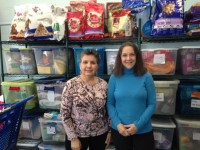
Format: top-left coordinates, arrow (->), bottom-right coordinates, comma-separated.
141,34 -> 200,81
1,21 -> 200,150
142,33 -> 200,150
66,35 -> 140,79
0,27 -> 67,82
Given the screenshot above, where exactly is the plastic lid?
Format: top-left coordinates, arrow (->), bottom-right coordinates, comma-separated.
17,139 -> 41,147
38,142 -> 65,150
3,48 -> 32,51
39,117 -> 62,122
154,80 -> 180,87
175,116 -> 200,127
142,48 -> 177,51
152,118 -> 176,128
105,49 -> 118,51
181,46 -> 200,49
34,77 -> 66,83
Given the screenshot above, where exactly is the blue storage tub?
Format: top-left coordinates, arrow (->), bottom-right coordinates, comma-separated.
73,47 -> 105,75
177,82 -> 200,115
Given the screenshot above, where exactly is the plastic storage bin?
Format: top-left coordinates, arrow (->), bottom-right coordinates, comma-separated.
175,116 -> 200,150
177,46 -> 200,75
33,46 -> 67,74
73,47 -> 105,75
152,117 -> 176,150
34,77 -> 66,110
19,115 -> 41,139
3,48 -> 37,74
154,80 -> 180,115
16,139 -> 41,150
105,49 -> 118,75
1,79 -> 38,109
39,118 -> 65,142
38,142 -> 65,150
142,48 -> 177,75
177,82 -> 200,115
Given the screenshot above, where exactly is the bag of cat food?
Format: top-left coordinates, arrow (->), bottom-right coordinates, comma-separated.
24,4 -> 53,40
84,2 -> 104,39
67,11 -> 85,40
10,5 -> 27,40
151,0 -> 184,36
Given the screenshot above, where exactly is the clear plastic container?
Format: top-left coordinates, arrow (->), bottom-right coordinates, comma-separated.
105,49 -> 118,75
152,117 -> 176,150
175,116 -> 200,150
154,80 -> 179,115
177,82 -> 200,115
177,46 -> 200,75
3,48 -> 37,74
1,79 -> 38,109
35,77 -> 66,110
33,47 -> 66,74
39,118 -> 65,142
19,116 -> 41,139
142,48 -> 177,75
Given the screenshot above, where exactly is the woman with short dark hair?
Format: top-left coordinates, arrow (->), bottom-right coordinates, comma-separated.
61,49 -> 111,150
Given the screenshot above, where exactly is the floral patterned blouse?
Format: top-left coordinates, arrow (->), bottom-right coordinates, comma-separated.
60,76 -> 109,140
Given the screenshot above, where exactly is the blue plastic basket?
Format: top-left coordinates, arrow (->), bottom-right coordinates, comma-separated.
0,95 -> 34,150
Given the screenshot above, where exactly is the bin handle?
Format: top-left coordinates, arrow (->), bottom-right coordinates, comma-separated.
9,87 -> 20,91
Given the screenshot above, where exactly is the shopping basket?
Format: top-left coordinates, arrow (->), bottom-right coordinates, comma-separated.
0,95 -> 34,150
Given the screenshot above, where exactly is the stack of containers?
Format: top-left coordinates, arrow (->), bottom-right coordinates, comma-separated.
175,46 -> 200,150
73,47 -> 105,75
152,117 -> 176,150
3,48 -> 37,74
174,116 -> 200,150
34,77 -> 66,110
1,79 -> 38,110
176,46 -> 200,115
34,77 -> 66,147
33,46 -> 67,75
142,48 -> 179,149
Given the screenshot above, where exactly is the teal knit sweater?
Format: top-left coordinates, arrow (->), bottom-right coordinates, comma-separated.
107,68 -> 156,134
